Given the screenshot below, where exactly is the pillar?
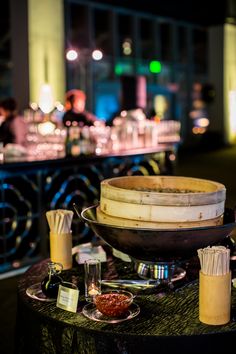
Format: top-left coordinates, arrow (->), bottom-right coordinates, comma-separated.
28,0 -> 66,105
10,0 -> 66,110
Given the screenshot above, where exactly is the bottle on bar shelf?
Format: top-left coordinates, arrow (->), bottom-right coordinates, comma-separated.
65,125 -> 80,157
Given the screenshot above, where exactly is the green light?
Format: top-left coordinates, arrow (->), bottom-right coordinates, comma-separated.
115,64 -> 123,75
149,60 -> 162,74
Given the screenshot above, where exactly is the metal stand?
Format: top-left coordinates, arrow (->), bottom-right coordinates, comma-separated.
134,261 -> 186,284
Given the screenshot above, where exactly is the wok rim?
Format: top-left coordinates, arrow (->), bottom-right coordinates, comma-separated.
81,204 -> 236,233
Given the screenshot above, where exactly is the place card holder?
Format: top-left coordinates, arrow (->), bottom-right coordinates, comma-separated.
50,232 -> 72,270
199,270 -> 231,325
56,282 -> 79,313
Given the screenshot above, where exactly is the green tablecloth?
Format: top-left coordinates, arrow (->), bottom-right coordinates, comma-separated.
16,258 -> 236,354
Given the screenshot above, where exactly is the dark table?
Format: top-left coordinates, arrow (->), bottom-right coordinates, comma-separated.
16,257 -> 236,354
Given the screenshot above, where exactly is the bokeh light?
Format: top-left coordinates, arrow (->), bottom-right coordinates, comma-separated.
66,49 -> 78,61
92,49 -> 103,61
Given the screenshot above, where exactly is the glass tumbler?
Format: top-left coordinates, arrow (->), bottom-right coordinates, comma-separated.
84,259 -> 101,302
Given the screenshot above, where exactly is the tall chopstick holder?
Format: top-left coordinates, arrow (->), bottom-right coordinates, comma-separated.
199,271 -> 231,325
198,246 -> 231,325
46,210 -> 74,270
49,232 -> 72,270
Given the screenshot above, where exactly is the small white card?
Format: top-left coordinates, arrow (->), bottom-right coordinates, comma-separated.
74,243 -> 107,264
56,284 -> 79,313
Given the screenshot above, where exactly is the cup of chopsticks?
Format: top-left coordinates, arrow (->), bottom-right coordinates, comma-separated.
198,246 -> 231,325
46,209 -> 74,270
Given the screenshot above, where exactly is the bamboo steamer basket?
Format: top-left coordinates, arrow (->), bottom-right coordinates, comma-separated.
100,176 -> 226,224
96,206 -> 224,229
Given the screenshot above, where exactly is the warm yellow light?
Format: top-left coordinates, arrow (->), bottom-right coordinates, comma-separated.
224,24 -> 236,143
169,153 -> 176,161
122,39 -> 132,56
38,121 -> 56,135
196,118 -> 210,128
229,90 -> 236,134
154,95 -> 168,118
28,0 -> 65,104
38,84 -> 54,114
30,102 -> 38,111
123,47 -> 132,55
192,127 -> 206,134
55,101 -> 64,111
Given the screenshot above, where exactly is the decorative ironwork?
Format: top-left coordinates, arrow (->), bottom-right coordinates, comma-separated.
0,149 -> 175,274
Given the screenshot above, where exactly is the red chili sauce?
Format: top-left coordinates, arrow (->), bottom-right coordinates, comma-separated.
95,293 -> 131,317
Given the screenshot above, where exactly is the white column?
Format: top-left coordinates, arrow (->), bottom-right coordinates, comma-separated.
224,23 -> 236,144
208,23 -> 236,144
28,0 -> 66,104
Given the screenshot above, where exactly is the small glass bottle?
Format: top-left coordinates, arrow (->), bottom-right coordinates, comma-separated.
41,261 -> 63,298
65,127 -> 72,156
70,126 -> 81,157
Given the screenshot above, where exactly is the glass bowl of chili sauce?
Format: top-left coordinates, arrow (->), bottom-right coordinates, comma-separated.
93,290 -> 134,317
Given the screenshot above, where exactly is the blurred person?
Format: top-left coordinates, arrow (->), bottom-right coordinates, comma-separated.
62,89 -> 97,127
0,97 -> 27,147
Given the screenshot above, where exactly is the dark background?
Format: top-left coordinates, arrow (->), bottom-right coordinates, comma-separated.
92,0 -> 236,26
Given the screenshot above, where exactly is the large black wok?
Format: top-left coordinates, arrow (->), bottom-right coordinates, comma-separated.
81,205 -> 236,263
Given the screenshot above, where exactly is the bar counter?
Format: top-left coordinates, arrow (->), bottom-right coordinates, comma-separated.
0,145 -> 176,274
16,257 -> 236,354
